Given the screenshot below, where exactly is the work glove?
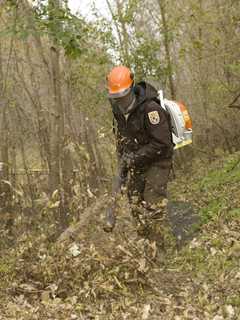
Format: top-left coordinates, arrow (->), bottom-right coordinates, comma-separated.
121,152 -> 135,169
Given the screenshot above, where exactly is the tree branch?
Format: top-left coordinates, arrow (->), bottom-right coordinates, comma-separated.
228,105 -> 240,109
227,92 -> 240,109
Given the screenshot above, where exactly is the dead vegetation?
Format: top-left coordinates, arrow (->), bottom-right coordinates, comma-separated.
0,154 -> 239,319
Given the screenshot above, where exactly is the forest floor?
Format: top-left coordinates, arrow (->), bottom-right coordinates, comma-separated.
0,152 -> 240,319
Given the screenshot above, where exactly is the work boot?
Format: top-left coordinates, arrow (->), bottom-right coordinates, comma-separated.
144,198 -> 173,256
130,212 -> 164,263
130,200 -> 149,236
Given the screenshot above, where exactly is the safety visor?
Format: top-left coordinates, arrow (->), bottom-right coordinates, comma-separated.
108,86 -> 132,99
109,88 -> 136,115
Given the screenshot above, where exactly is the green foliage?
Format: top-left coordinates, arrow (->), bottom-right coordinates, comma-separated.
227,296 -> 240,307
200,199 -> 227,224
0,260 -> 11,275
0,256 -> 16,285
170,152 -> 240,227
93,0 -> 169,84
131,37 -> 164,80
198,155 -> 240,190
1,0 -> 111,60
226,62 -> 240,77
186,153 -> 240,224
33,3 -> 87,57
227,208 -> 240,219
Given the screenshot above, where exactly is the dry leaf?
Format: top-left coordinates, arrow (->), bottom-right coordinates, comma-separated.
142,304 -> 151,319
69,243 -> 81,257
41,291 -> 51,303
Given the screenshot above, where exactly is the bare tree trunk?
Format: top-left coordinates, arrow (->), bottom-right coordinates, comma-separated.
115,0 -> 131,64
15,105 -> 35,209
105,0 -> 130,64
157,0 -> 176,100
0,41 -> 12,220
49,45 -> 63,192
157,0 -> 188,168
22,0 -> 51,78
105,0 -> 125,63
14,44 -> 50,171
48,0 -> 67,229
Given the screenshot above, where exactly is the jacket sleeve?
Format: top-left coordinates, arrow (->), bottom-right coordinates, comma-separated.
112,117 -> 129,179
115,127 -> 125,158
134,101 -> 173,166
111,102 -> 124,158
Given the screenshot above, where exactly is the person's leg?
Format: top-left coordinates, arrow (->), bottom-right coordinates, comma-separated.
143,159 -> 172,254
127,168 -> 146,230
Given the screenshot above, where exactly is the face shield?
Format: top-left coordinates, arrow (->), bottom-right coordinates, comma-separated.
109,87 -> 136,115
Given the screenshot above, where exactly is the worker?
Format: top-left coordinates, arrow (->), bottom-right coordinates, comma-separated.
107,65 -> 174,258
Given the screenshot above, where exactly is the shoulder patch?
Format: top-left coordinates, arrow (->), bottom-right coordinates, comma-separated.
148,111 -> 160,124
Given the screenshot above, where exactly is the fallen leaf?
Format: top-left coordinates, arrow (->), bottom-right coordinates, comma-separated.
224,305 -> 235,319
142,304 -> 151,319
41,291 -> 51,303
69,243 -> 81,257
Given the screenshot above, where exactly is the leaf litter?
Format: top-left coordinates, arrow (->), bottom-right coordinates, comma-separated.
0,153 -> 240,319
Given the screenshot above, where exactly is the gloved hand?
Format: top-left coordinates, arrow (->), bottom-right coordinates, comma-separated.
121,152 -> 135,168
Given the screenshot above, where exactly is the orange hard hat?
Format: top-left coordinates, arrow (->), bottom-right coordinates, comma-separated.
107,66 -> 134,98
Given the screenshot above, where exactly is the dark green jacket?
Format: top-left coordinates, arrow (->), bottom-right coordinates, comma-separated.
112,81 -> 174,169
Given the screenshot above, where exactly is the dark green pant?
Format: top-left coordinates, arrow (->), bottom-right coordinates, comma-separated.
127,159 -> 172,240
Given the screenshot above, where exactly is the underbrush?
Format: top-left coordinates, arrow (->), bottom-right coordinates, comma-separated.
0,152 -> 239,319
170,151 -> 240,224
